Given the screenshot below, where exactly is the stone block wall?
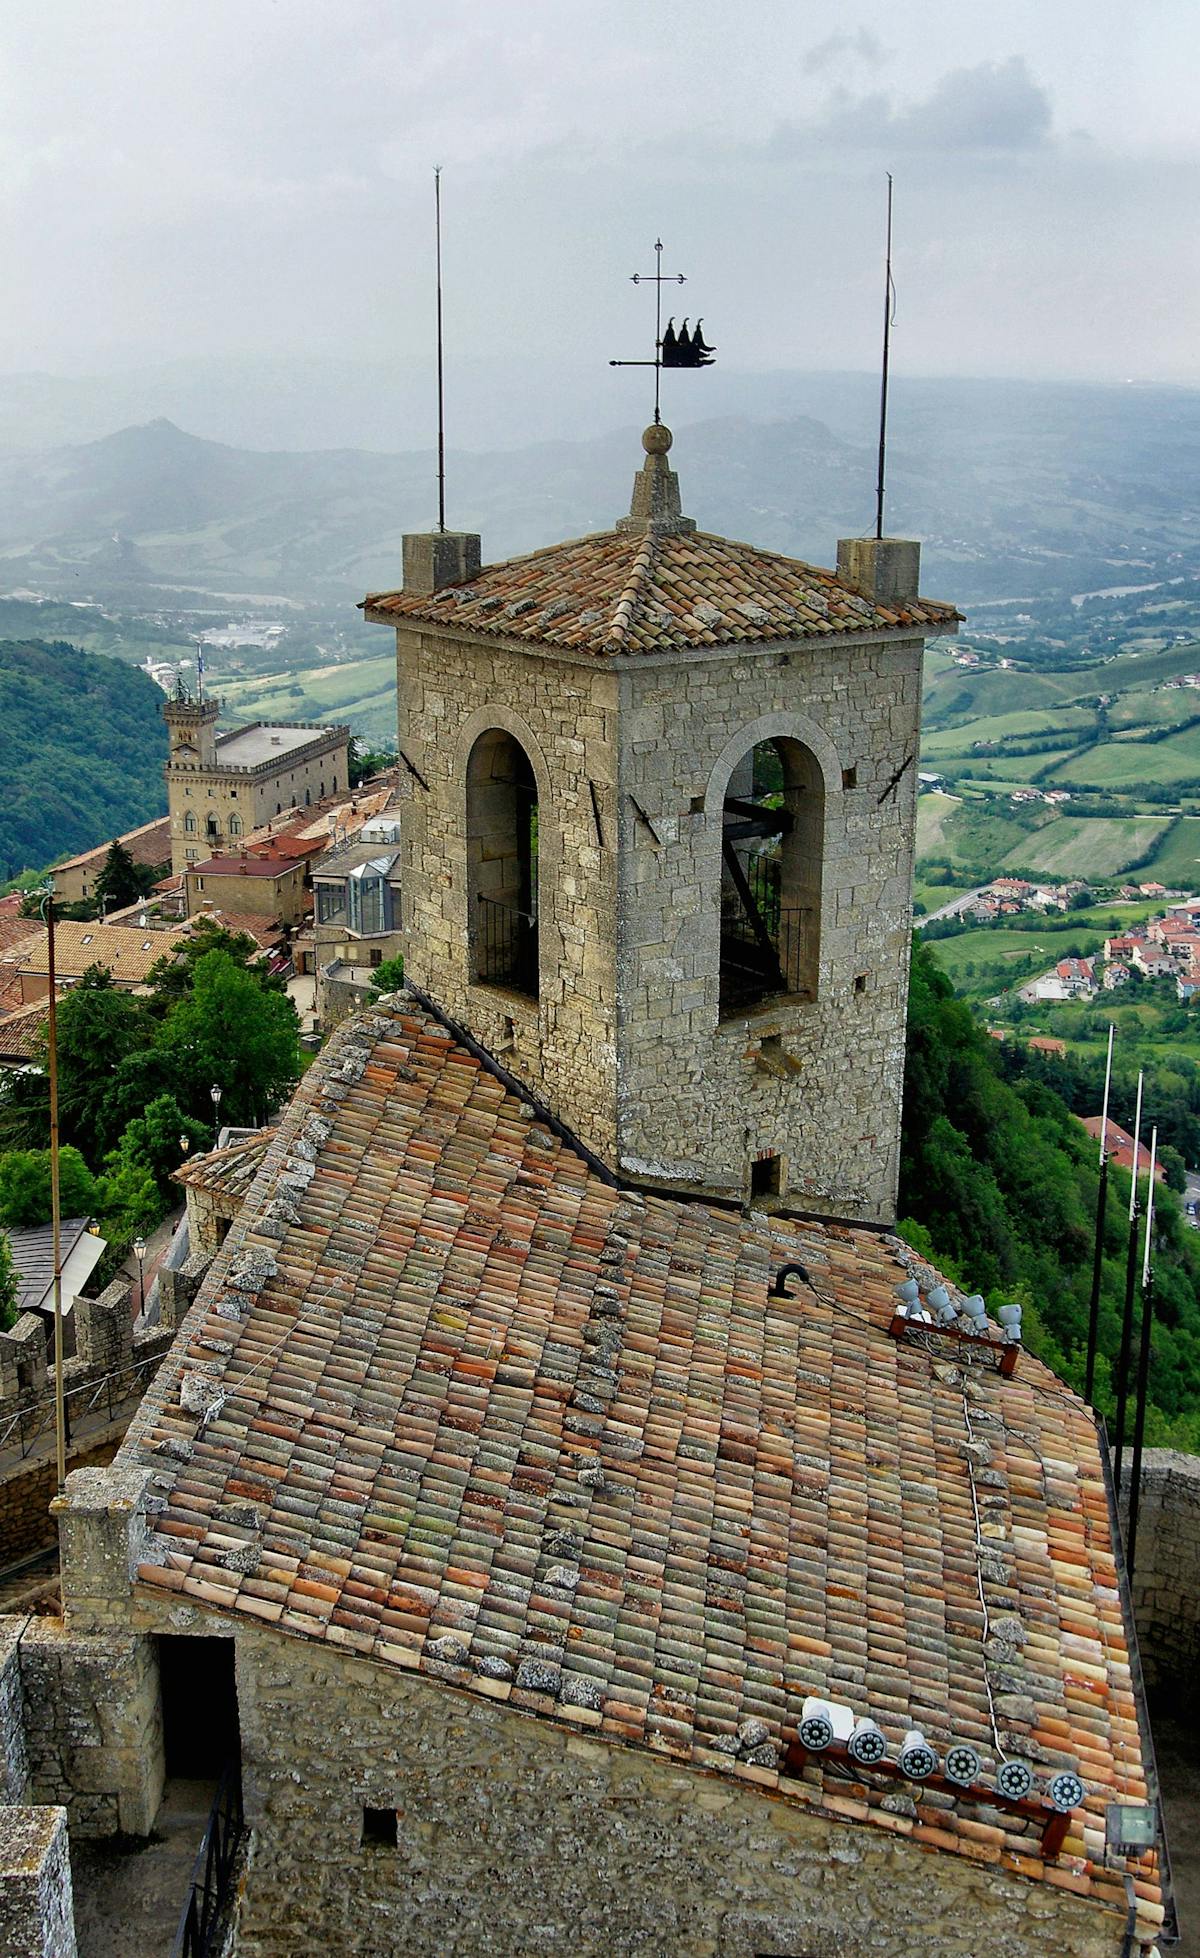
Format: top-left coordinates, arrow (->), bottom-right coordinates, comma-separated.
1127,1448 -> 1200,1708
395,629 -> 621,1163
393,618 -> 923,1220
229,1626 -> 1122,1958
0,1430 -> 127,1572
0,1625 -> 29,1805
0,1280 -> 178,1569
0,1808 -> 75,1958
615,638 -> 925,1219
17,1619 -> 162,1838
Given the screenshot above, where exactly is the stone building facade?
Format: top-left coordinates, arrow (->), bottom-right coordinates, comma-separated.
183,850 -> 307,926
365,431 -> 953,1223
163,696 -> 350,877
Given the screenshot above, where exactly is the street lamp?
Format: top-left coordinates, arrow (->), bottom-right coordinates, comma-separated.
210,1082 -> 222,1140
132,1235 -> 147,1317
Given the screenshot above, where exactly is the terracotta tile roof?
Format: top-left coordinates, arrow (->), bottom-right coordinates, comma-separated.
3,920 -> 179,986
0,998 -> 52,1061
51,815 -> 173,877
364,528 -> 960,657
0,897 -> 33,959
1079,1118 -> 1164,1181
186,853 -> 303,879
129,1005 -> 1159,1930
174,1130 -> 277,1204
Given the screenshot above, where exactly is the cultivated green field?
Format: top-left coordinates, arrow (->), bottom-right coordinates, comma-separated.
1000,814 -> 1170,878
1135,815 -> 1200,889
930,923 -> 1100,993
921,706 -> 1096,755
1053,723 -> 1200,788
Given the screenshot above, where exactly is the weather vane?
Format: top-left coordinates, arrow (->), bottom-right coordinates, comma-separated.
609,238 -> 715,423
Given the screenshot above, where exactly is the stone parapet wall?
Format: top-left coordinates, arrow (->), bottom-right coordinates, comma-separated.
1127,1448 -> 1200,1708
0,1624 -> 29,1806
0,1807 -> 75,1958
17,1617 -> 162,1839
0,1431 -> 128,1572
229,1626 -> 1124,1958
0,1282 -> 180,1571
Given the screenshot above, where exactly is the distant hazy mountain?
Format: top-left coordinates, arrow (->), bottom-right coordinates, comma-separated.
0,376 -> 1197,607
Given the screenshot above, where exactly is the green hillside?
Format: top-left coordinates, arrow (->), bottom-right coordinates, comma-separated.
902,939 -> 1200,1447
0,641 -> 167,880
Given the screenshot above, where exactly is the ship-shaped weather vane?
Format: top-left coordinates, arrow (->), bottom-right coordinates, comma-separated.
610,239 -> 715,423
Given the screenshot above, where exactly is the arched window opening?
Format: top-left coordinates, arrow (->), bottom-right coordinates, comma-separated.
719,737 -> 823,1018
467,729 -> 539,998
229,815 -> 242,837
205,815 -> 219,840
184,812 -> 197,834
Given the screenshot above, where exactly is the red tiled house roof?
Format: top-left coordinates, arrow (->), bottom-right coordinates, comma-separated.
364,529 -> 959,658
129,1002 -> 1161,1935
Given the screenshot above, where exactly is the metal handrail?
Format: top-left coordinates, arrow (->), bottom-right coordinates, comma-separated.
171,1763 -> 246,1958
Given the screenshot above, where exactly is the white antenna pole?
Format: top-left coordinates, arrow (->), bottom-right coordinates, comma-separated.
1128,1071 -> 1144,1222
1141,1127 -> 1158,1287
1099,1023 -> 1114,1163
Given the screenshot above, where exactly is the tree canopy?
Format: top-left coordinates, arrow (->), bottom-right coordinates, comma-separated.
901,938 -> 1200,1447
0,1146 -> 97,1229
93,838 -> 155,913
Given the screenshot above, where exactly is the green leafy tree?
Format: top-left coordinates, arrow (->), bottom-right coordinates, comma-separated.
0,1232 -> 17,1332
348,745 -> 396,789
146,919 -> 284,1008
47,966 -> 150,1155
0,1146 -> 97,1228
368,955 -> 405,999
159,949 -> 301,1127
98,1156 -> 164,1242
92,840 -> 146,913
108,1095 -> 209,1198
902,936 -> 1200,1445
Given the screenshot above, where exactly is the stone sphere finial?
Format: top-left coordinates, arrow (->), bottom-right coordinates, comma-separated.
642,422 -> 673,456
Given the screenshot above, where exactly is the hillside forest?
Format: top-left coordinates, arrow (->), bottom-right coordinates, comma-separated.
0,640 -> 167,882
901,939 -> 1200,1449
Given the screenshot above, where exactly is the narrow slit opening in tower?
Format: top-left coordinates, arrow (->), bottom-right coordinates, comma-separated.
719,738 -> 822,1018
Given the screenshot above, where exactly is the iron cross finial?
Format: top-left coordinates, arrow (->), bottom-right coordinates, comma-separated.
610,238 -> 715,423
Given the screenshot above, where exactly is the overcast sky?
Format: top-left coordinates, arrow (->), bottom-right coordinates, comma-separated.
1,0 -> 1196,413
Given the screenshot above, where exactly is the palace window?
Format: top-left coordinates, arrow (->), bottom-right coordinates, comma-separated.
718,737 -> 823,1018
229,815 -> 241,837
184,812 -> 197,834
466,729 -> 539,999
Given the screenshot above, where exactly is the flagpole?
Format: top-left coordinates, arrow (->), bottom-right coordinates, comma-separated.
41,884 -> 66,1493
1126,1126 -> 1158,1577
1084,1022 -> 1115,1403
875,173 -> 894,541
1113,1069 -> 1144,1497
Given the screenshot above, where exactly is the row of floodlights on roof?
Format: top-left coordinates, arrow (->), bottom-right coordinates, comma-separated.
798,1698 -> 1083,1812
894,1277 -> 1023,1344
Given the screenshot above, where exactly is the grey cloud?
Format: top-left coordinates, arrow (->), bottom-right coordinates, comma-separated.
774,56 -> 1053,155
805,28 -> 886,74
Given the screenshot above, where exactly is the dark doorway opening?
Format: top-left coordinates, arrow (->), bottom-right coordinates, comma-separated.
158,1636 -> 240,1781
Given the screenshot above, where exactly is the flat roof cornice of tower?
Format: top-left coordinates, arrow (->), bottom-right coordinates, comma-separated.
363,524 -> 959,657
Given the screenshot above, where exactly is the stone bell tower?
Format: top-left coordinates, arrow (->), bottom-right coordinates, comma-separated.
363,428 -> 957,1224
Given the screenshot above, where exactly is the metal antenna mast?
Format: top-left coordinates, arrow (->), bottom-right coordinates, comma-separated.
435,166 -> 446,533
875,173 -> 895,541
